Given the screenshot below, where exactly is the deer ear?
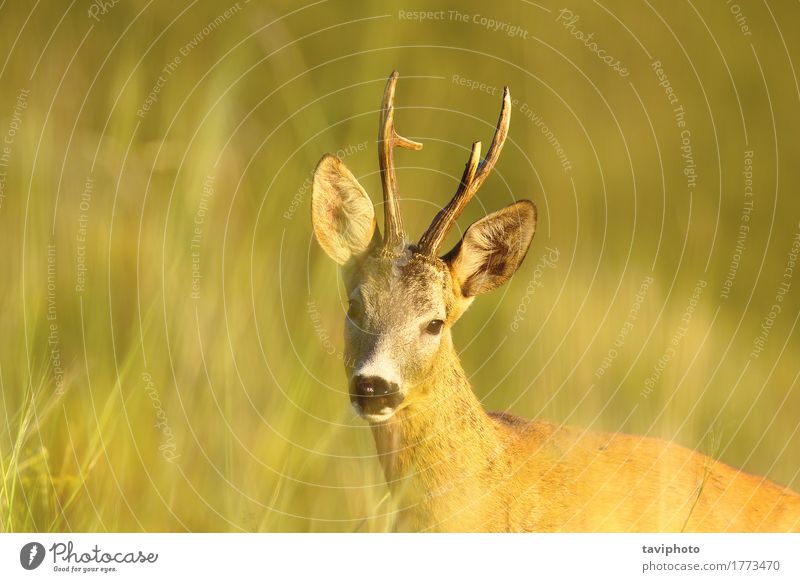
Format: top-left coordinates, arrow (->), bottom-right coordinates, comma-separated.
311,154 -> 377,264
444,201 -> 537,297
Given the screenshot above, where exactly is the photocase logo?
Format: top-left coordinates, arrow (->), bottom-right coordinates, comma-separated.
20,542 -> 46,570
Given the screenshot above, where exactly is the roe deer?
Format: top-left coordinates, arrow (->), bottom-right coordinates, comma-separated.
310,71 -> 800,532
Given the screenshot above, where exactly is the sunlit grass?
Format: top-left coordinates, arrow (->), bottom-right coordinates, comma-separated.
1,1 -> 798,532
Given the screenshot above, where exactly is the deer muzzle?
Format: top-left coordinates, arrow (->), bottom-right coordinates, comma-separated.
350,375 -> 403,421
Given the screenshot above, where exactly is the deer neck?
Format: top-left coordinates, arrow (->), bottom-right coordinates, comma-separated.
369,336 -> 504,528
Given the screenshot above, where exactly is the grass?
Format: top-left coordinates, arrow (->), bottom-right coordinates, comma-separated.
1,1 -> 799,532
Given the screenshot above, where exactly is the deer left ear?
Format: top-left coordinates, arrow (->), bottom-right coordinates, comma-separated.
311,154 -> 377,265
444,201 -> 537,297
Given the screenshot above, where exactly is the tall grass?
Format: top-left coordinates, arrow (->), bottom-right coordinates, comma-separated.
1,1 -> 798,531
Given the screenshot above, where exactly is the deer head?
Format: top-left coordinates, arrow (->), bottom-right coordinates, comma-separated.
311,71 -> 536,423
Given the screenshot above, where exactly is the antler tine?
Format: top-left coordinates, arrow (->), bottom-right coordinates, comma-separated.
470,86 -> 511,195
418,87 -> 511,257
379,70 -> 423,249
417,141 -> 481,255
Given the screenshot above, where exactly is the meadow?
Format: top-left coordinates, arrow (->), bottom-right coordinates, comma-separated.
1,0 -> 799,532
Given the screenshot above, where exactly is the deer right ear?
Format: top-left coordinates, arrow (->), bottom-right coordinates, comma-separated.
444,200 -> 537,297
311,154 -> 377,265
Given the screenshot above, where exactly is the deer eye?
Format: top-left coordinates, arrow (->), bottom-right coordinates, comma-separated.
347,299 -> 364,324
425,319 -> 444,335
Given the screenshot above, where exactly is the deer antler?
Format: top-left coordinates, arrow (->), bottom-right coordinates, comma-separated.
417,87 -> 511,257
379,71 -> 423,250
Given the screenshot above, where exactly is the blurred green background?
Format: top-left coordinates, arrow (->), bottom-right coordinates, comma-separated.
1,0 -> 799,532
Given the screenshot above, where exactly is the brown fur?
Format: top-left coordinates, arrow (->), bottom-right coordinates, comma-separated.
371,335 -> 800,532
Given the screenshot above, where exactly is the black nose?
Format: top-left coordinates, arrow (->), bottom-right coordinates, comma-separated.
351,375 -> 403,417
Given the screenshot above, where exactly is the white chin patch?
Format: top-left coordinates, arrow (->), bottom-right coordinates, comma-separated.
352,403 -> 396,423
